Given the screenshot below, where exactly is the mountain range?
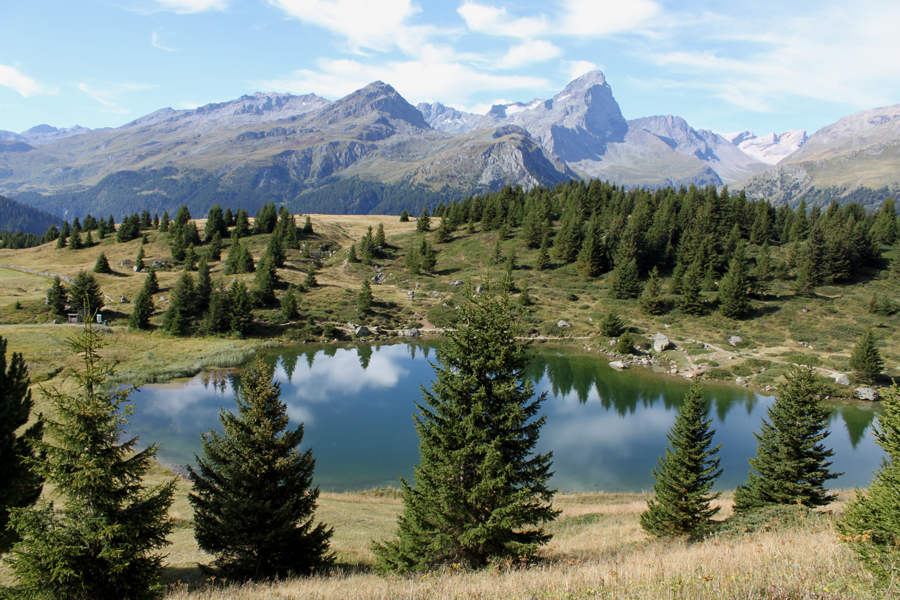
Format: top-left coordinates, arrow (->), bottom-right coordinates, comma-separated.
0,71 -> 898,219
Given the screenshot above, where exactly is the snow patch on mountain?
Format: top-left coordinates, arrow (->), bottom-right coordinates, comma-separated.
721,130 -> 807,165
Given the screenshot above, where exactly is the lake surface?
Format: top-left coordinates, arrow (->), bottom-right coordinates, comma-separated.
127,342 -> 885,492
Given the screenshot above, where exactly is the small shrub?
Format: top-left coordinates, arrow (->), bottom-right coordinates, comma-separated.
732,365 -> 754,377
704,367 -> 733,380
615,333 -> 635,355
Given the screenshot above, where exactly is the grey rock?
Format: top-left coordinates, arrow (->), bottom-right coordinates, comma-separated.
475,284 -> 486,294
653,333 -> 672,353
833,373 -> 851,386
120,296 -> 128,303
855,387 -> 879,401
735,376 -> 747,386
728,335 -> 743,346
557,320 -> 571,328
120,259 -> 132,266
608,360 -> 628,371
355,326 -> 371,337
450,280 -> 464,286
403,328 -> 421,338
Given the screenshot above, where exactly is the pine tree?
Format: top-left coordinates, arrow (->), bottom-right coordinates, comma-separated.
69,270 -> 104,316
849,327 -> 884,385
7,323 -> 175,598
93,251 -> 112,274
374,223 -> 387,248
639,267 -> 667,315
159,210 -> 169,232
534,232 -> 551,271
416,206 -> 431,232
280,285 -> 298,322
838,383 -> 900,583
0,336 -> 43,554
718,244 -> 751,319
135,246 -> 145,270
146,267 -> 160,295
162,270 -> 195,336
599,311 -> 626,337
405,242 -> 421,275
255,250 -> 278,305
129,275 -> 156,331
399,210 -> 409,223
491,236 -> 504,265
189,356 -> 333,580
420,240 -> 437,273
733,366 -> 841,512
678,261 -> 705,316
373,290 -> 558,572
207,232 -> 223,262
434,215 -> 453,243
194,257 -> 212,315
69,225 -> 83,250
303,265 -> 317,289
640,383 -> 721,537
609,258 -> 643,299
358,279 -> 374,314
46,275 -> 68,319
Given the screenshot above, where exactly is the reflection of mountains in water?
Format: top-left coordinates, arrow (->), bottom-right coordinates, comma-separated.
267,343 -> 878,449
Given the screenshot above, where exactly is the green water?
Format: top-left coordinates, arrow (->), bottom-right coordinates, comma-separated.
128,342 -> 884,492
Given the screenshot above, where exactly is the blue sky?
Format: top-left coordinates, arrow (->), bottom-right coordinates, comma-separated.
2,0 -> 898,137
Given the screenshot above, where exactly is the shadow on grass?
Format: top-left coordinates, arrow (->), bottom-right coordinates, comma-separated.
160,562 -> 377,593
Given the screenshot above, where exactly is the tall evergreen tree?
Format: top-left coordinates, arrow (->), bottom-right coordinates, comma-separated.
718,244 -> 751,319
373,290 -> 558,572
416,206 -> 431,232
280,285 -> 298,322
93,251 -> 112,274
128,275 -> 155,331
420,239 -> 437,273
229,279 -> 254,335
599,311 -> 626,337
69,270 -> 104,316
161,270 -> 195,336
609,258 -> 643,299
849,327 -> 884,385
639,267 -> 667,316
358,279 -> 374,314
677,261 -> 705,316
46,275 -> 68,319
0,336 -> 43,554
7,323 -> 175,598
838,383 -> 900,583
640,383 -> 721,537
434,215 -> 453,243
255,250 -> 278,305
194,257 -> 212,315
733,366 -> 841,512
189,357 -> 333,580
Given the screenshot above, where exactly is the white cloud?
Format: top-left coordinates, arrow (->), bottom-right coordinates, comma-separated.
565,60 -> 599,81
557,0 -> 659,36
78,82 -> 156,111
457,2 -> 548,39
648,1 -> 900,114
497,40 -> 562,69
154,0 -> 228,13
0,65 -> 55,97
151,31 -> 176,52
258,56 -> 547,107
268,0 -> 430,53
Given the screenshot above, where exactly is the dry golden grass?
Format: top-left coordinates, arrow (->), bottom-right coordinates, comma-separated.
156,490 -> 883,600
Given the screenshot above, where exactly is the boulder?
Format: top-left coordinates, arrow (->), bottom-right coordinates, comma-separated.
403,328 -> 421,338
450,280 -> 464,287
608,360 -> 628,371
475,284 -> 486,294
120,296 -> 128,303
855,387 -> 879,401
735,376 -> 747,387
355,326 -> 371,337
833,373 -> 851,386
728,335 -> 743,346
652,333 -> 672,353
557,320 -> 571,328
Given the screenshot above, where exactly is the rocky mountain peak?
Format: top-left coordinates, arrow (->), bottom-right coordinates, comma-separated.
321,81 -> 430,129
559,70 -> 608,94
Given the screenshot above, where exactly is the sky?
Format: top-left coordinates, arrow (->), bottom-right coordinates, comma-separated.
2,0 -> 899,138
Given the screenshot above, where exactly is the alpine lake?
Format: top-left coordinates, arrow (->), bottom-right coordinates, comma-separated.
127,341 -> 885,493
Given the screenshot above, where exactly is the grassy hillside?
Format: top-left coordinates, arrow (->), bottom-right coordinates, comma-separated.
0,211 -> 898,399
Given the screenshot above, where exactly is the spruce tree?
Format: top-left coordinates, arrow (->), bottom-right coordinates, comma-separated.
46,275 -> 68,319
194,257 -> 212,315
534,232 -> 551,271
599,311 -> 626,337
128,275 -> 155,331
135,246 -> 145,271
639,267 -> 667,315
162,270 -> 195,336
640,383 -> 721,537
399,210 -> 409,223
93,251 -> 112,274
416,206 -> 431,232
229,279 -> 254,335
255,250 -> 278,305
358,279 -> 374,314
7,323 -> 175,598
733,366 -> 841,512
280,285 -> 298,322
302,215 -> 314,235
373,290 -> 558,572
434,216 -> 453,243
69,270 -> 104,316
189,357 -> 333,580
405,242 -> 421,275
678,261 -> 704,316
0,336 -> 43,554
838,383 -> 900,583
718,244 -> 751,319
420,240 -> 437,273
849,327 -> 883,385
375,223 -> 387,248
609,258 -> 643,299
